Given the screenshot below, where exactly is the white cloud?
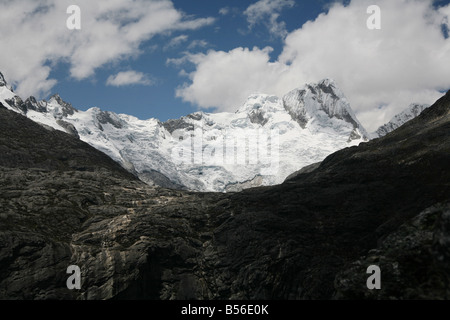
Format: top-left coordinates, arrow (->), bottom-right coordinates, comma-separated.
165,34 -> 189,50
244,0 -> 295,38
166,55 -> 191,67
0,0 -> 214,98
187,39 -> 209,50
176,47 -> 287,111
219,7 -> 230,16
106,71 -> 153,87
177,0 -> 450,132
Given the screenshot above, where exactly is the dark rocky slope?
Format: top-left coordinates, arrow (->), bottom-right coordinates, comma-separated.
0,90 -> 449,300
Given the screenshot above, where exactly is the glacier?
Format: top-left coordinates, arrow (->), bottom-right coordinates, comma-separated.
1,72 -> 382,192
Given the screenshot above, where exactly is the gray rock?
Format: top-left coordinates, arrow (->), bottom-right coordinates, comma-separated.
284,162 -> 321,181
334,203 -> 450,299
56,120 -> 80,139
0,90 -> 449,300
248,109 -> 268,126
49,94 -> 77,117
0,72 -> 6,87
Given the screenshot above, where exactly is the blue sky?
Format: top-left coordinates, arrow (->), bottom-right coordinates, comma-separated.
49,0 -> 329,122
0,0 -> 449,131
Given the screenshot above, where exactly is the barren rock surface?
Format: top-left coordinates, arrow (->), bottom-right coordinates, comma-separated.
0,91 -> 449,299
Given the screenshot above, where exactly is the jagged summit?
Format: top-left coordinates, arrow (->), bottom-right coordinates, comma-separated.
0,72 -> 6,87
23,96 -> 47,113
234,79 -> 369,141
49,93 -> 65,104
234,94 -> 285,127
0,71 -> 400,192
0,71 -> 373,192
162,111 -> 206,134
236,94 -> 281,113
374,103 -> 430,138
282,79 -> 369,141
47,94 -> 78,118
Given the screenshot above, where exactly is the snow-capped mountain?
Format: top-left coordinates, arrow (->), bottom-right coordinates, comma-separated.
373,103 -> 430,138
1,73 -> 370,192
0,72 -> 7,87
282,79 -> 369,141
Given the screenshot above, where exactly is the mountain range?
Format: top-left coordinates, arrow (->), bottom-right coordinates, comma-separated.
373,103 -> 431,138
1,81 -> 449,299
0,71 -> 430,192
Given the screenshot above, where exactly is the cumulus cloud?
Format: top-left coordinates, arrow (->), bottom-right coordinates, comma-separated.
176,47 -> 287,111
244,0 -> 295,38
106,71 -> 153,87
0,0 -> 214,98
176,0 -> 450,132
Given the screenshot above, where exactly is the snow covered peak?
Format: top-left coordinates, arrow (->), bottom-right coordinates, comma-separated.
234,94 -> 285,127
24,96 -> 47,113
282,79 -> 369,141
315,78 -> 343,98
237,94 -> 281,113
0,72 -> 7,87
374,103 -> 430,138
283,79 -> 350,124
0,70 -> 375,192
48,94 -> 71,108
93,108 -> 125,130
0,75 -> 22,113
0,71 -> 14,92
47,94 -> 77,118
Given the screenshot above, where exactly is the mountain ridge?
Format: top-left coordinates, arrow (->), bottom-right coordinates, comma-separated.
0,72 -> 369,192
373,103 -> 430,138
282,78 -> 369,141
0,89 -> 449,299
0,71 -> 438,193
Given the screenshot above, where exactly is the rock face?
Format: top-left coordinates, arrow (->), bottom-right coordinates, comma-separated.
0,72 -> 7,87
0,102 -> 138,299
334,203 -> 450,299
0,90 -> 450,300
282,78 -> 369,140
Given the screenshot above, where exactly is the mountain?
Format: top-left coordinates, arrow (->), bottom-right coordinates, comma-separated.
0,89 -> 449,300
0,72 -> 7,87
373,103 -> 430,138
282,78 -> 369,140
287,101 -> 433,182
0,74 -> 369,192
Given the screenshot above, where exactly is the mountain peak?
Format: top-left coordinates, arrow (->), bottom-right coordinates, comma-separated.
48,93 -> 78,117
316,78 -> 344,100
374,102 -> 430,138
236,94 -> 281,113
49,93 -> 65,105
319,77 -> 336,85
0,72 -> 6,87
282,79 -> 369,140
0,71 -> 14,92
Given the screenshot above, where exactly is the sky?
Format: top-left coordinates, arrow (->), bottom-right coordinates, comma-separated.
0,0 -> 449,132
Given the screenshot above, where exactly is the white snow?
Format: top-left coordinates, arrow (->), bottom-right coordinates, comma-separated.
0,86 -> 17,110
1,78 -> 374,192
373,103 -> 430,138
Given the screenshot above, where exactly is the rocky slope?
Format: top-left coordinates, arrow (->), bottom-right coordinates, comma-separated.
334,203 -> 450,299
0,89 -> 449,300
